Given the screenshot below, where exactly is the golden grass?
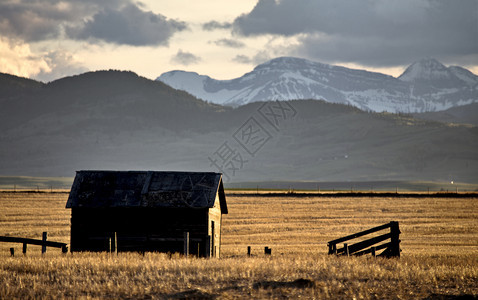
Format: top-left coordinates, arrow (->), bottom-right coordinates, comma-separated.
222,195 -> 478,256
1,253 -> 477,299
0,191 -> 477,299
0,192 -> 70,245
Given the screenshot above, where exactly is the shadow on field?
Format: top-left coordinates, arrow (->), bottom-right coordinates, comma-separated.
423,294 -> 478,300
252,278 -> 317,289
164,288 -> 218,299
161,278 -> 317,299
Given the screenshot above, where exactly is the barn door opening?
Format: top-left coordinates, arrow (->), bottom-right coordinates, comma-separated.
211,221 -> 215,257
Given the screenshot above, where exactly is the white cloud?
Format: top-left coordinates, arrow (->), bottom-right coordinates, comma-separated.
0,37 -> 50,78
0,37 -> 87,82
34,50 -> 88,82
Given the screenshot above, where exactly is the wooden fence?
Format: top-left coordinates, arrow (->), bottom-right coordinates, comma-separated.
1,232 -> 68,256
327,221 -> 400,258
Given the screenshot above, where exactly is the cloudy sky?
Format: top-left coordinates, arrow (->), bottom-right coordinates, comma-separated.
1,0 -> 477,82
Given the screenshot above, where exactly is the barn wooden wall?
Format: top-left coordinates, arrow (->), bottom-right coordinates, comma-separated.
70,207 -> 212,255
208,194 -> 223,257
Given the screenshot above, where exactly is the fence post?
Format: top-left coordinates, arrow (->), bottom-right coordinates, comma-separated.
23,243 -> 27,255
344,243 -> 349,256
390,221 -> 400,257
371,246 -> 376,257
114,232 -> 117,254
10,248 -> 14,257
328,243 -> 337,255
108,232 -> 117,253
41,232 -> 47,254
183,232 -> 189,257
247,246 -> 251,257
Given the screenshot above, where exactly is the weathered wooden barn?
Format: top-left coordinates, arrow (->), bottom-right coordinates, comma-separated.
66,170 -> 227,257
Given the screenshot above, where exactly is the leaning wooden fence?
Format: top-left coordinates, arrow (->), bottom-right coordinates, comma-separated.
327,221 -> 400,258
0,232 -> 68,255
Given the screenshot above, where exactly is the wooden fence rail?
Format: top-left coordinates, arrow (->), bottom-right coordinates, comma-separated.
0,232 -> 68,255
327,221 -> 400,258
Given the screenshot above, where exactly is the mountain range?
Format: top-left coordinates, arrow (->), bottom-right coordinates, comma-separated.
157,57 -> 478,113
0,70 -> 477,184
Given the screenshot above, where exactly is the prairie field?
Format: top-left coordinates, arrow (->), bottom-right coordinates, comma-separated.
0,191 -> 477,299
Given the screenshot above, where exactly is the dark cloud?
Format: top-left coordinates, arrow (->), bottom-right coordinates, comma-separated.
232,51 -> 271,65
67,4 -> 187,46
171,50 -> 201,66
213,39 -> 245,48
0,0 -> 186,46
251,51 -> 272,65
202,21 -> 232,31
0,1 -> 74,41
0,0 -> 134,41
232,55 -> 252,64
233,0 -> 478,66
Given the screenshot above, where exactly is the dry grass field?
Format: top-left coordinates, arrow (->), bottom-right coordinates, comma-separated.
0,191 -> 477,299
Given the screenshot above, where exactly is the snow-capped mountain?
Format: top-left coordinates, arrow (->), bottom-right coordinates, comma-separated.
398,58 -> 477,89
157,57 -> 478,113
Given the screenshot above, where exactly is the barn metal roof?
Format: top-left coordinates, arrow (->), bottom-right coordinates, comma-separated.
66,171 -> 227,213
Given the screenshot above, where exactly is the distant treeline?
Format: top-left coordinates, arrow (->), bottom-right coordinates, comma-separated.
0,176 -> 73,190
225,180 -> 478,192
